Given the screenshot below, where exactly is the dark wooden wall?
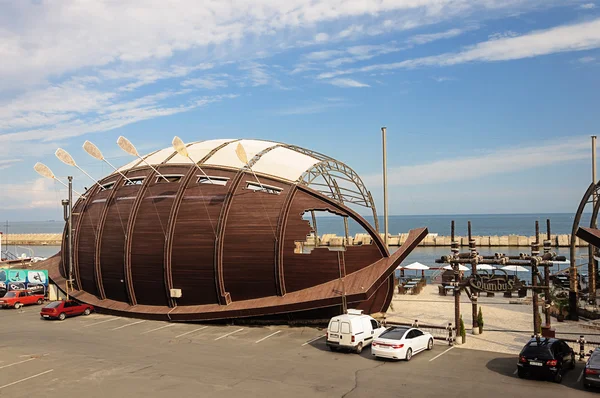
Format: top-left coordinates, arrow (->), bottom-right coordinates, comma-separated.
70,163 -> 388,313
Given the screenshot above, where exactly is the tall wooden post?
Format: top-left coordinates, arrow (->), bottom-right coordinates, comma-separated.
468,221 -> 478,333
544,219 -> 552,328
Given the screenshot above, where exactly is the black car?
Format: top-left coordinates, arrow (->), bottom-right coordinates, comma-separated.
517,337 -> 575,383
583,348 -> 600,389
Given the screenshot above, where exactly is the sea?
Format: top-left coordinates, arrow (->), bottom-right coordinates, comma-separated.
0,214 -> 592,284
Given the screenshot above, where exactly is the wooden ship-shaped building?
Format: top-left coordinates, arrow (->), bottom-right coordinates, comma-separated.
38,139 -> 427,321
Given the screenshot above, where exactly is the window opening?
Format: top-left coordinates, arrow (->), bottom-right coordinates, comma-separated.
197,176 -> 229,186
101,181 -> 115,190
124,177 -> 145,186
156,175 -> 183,183
246,181 -> 282,195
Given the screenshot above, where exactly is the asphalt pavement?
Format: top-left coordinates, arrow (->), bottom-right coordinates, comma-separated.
0,305 -> 594,397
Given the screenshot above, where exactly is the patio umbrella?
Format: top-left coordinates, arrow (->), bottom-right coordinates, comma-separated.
501,265 -> 529,278
395,265 -> 405,277
404,262 -> 430,277
476,264 -> 496,270
442,264 -> 469,271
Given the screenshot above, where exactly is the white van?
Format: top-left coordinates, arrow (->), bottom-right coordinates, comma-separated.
326,309 -> 387,353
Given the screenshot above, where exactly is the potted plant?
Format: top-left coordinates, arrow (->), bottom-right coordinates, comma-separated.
477,307 -> 484,334
555,300 -> 568,322
549,288 -> 569,322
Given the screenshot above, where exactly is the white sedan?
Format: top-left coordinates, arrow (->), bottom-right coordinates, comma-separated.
371,326 -> 434,361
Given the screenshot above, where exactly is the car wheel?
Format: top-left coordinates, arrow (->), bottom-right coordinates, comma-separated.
355,342 -> 363,354
570,355 -> 576,370
36,299 -> 43,305
517,368 -> 526,379
406,348 -> 412,361
58,312 -> 66,321
553,371 -> 563,384
427,339 -> 434,350
83,308 -> 91,316
14,302 -> 21,309
329,346 -> 338,352
584,383 -> 591,390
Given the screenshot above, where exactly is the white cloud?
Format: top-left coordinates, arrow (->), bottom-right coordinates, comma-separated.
0,178 -> 66,209
182,75 -> 229,89
318,18 -> 600,79
276,98 -> 349,115
328,78 -> 370,88
362,137 -> 589,187
431,76 -> 456,82
580,3 -> 596,9
0,0 -> 560,88
576,56 -> 596,63
408,27 -> 473,45
0,159 -> 23,170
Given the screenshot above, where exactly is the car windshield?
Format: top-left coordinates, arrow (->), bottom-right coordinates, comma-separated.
45,301 -> 62,308
590,352 -> 600,367
522,342 -> 553,359
3,292 -> 17,298
379,327 -> 409,340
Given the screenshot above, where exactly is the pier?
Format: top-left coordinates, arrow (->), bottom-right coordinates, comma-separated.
303,232 -> 587,248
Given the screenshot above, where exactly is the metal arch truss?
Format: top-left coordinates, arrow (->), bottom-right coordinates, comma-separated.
570,181 -> 600,318
287,145 -> 380,232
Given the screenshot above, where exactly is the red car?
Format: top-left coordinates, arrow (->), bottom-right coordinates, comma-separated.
40,300 -> 94,320
0,290 -> 45,309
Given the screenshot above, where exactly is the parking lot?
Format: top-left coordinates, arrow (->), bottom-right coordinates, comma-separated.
0,305 -> 595,397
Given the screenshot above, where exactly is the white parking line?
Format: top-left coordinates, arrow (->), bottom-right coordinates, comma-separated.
429,346 -> 454,362
215,328 -> 244,341
0,369 -> 54,390
578,369 -> 585,383
141,323 -> 175,335
111,320 -> 145,330
175,326 -> 208,339
302,335 -> 325,346
0,358 -> 35,370
255,330 -> 281,344
83,317 -> 121,327
513,369 -> 518,375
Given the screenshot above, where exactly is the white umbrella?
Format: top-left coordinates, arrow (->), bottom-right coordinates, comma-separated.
442,264 -> 469,271
501,265 -> 529,273
404,262 -> 430,270
404,262 -> 430,277
476,264 -> 496,270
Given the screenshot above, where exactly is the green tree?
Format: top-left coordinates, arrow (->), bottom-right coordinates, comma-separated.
477,307 -> 484,334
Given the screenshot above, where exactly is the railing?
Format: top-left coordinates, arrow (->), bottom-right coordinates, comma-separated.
385,320 -> 455,345
1,250 -> 17,261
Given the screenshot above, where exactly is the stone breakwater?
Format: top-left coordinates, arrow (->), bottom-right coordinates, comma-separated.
2,234 -> 62,246
305,233 -> 588,247
0,233 -> 589,247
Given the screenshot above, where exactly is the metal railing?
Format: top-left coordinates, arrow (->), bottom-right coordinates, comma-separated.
385,319 -> 456,345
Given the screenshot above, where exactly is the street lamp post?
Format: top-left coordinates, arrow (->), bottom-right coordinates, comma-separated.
381,127 -> 388,247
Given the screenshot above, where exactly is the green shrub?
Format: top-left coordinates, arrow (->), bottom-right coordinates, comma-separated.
459,315 -> 466,341
477,307 -> 484,333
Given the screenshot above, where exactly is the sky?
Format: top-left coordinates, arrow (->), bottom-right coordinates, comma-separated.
0,0 -> 599,221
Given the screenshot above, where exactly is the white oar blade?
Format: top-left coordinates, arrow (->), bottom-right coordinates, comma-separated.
33,162 -> 55,179
172,136 -> 189,158
83,140 -> 104,160
235,143 -> 248,164
55,148 -> 77,167
117,136 -> 139,157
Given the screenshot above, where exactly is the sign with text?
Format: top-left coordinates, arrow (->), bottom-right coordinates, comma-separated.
466,270 -> 523,293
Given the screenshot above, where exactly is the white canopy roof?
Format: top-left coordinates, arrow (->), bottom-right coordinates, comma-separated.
442,264 -> 469,271
116,139 -> 321,183
403,262 -> 430,270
